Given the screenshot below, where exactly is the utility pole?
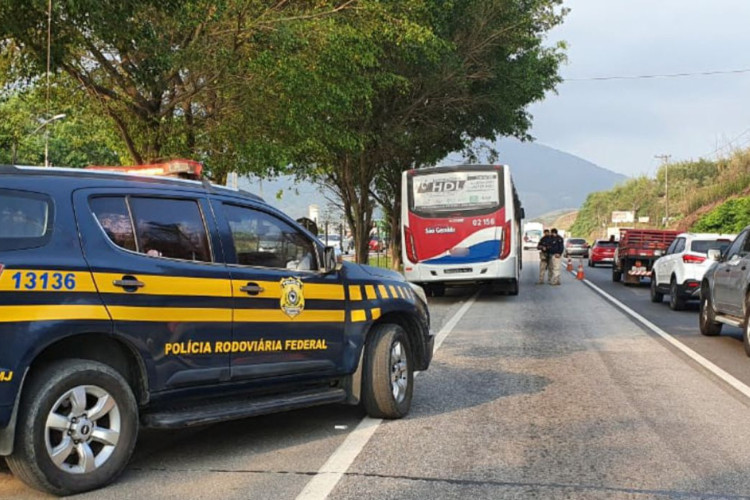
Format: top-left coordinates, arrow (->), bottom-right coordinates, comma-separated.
655,154 -> 672,226
45,0 -> 52,166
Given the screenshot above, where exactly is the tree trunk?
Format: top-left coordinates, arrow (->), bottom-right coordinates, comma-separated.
388,196 -> 402,271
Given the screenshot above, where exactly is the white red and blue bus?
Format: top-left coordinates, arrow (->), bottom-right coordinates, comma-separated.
401,164 -> 524,296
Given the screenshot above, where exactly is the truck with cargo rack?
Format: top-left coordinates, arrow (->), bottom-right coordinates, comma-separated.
612,228 -> 679,285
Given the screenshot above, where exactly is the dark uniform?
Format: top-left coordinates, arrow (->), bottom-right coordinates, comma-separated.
537,232 -> 552,284
548,229 -> 565,285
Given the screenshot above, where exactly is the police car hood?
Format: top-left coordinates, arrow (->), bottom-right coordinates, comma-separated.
346,262 -> 404,281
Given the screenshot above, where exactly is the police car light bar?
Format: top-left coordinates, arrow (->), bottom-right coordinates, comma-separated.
86,159 -> 203,180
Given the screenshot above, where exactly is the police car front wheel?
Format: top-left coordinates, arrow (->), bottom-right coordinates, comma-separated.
6,359 -> 138,496
362,324 -> 414,419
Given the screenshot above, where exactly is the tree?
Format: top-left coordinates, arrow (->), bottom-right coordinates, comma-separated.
0,0 -> 360,173
0,83 -> 125,167
367,0 -> 567,268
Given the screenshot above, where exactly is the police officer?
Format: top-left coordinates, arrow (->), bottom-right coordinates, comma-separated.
548,228 -> 565,285
536,229 -> 552,284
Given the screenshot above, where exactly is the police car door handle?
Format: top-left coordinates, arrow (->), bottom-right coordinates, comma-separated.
240,283 -> 264,295
112,277 -> 145,289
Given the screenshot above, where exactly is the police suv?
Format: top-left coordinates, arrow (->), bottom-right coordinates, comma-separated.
0,165 -> 433,495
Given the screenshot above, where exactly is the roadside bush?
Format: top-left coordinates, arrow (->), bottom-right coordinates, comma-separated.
692,197 -> 750,233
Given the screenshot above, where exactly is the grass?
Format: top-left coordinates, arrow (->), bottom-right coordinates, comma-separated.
367,253 -> 393,269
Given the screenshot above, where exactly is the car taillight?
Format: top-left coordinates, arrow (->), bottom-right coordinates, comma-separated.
404,226 -> 418,263
500,220 -> 512,259
683,254 -> 706,264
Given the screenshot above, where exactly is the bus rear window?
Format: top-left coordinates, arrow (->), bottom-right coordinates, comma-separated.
0,190 -> 52,250
410,171 -> 502,215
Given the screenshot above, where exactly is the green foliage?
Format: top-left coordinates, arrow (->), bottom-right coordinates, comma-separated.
568,154 -> 750,240
0,83 -> 125,167
692,198 -> 750,233
568,175 -> 662,239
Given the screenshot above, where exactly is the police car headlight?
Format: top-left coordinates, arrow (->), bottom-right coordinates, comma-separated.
408,282 -> 428,304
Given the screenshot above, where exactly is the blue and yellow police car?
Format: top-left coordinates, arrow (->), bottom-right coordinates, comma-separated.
0,164 -> 433,495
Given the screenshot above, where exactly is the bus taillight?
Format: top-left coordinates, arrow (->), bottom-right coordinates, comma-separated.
499,220 -> 512,260
404,226 -> 418,263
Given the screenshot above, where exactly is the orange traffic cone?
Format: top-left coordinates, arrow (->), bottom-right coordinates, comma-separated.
566,257 -> 573,272
576,261 -> 585,280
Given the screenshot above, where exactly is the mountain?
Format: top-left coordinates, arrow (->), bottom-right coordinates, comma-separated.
443,138 -> 628,218
236,138 -> 627,222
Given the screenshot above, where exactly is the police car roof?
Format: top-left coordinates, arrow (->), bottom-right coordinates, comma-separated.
0,164 -> 264,202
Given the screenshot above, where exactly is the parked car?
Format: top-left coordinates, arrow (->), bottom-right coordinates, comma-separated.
563,238 -> 589,258
588,239 -> 618,267
0,164 -> 433,495
369,235 -> 384,252
699,226 -> 750,344
651,232 -> 734,310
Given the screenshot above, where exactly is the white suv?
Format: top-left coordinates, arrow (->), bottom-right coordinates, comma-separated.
651,232 -> 735,310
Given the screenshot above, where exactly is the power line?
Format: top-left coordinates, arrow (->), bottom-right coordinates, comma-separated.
564,68 -> 750,82
704,127 -> 750,158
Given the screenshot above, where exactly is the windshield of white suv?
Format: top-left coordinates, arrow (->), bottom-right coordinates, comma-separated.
691,239 -> 732,254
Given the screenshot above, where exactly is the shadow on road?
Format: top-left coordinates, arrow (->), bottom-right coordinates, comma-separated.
412,363 -> 549,419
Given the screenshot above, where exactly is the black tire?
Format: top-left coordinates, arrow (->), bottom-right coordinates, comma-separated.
669,277 -> 686,311
431,283 -> 445,297
650,277 -> 663,303
508,279 -> 519,296
362,324 -> 413,419
699,290 -> 722,336
612,268 -> 621,282
6,359 -> 138,496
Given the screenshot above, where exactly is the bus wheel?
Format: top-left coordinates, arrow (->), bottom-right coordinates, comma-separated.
430,283 -> 445,297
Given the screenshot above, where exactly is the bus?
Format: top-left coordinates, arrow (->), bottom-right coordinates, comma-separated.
401,164 -> 524,296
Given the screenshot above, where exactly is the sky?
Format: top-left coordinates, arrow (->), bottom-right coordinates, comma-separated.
527,0 -> 750,178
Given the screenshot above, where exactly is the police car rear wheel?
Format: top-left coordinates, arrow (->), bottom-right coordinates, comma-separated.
362,324 -> 413,419
6,359 -> 138,496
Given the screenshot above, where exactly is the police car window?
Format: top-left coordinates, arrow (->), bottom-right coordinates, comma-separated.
223,204 -> 318,271
90,197 -> 137,252
129,197 -> 212,262
0,190 -> 51,251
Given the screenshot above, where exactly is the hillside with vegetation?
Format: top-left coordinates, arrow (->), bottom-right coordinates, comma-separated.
569,149 -> 750,240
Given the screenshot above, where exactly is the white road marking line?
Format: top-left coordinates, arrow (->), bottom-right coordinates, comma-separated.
580,277 -> 750,400
296,292 -> 479,500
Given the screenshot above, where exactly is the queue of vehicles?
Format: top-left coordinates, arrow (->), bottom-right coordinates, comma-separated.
584,226 -> 750,361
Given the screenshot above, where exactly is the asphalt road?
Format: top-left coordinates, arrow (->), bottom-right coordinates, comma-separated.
4,252 -> 750,498
580,259 -> 750,390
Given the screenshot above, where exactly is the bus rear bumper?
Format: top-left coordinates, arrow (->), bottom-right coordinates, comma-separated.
404,257 -> 518,284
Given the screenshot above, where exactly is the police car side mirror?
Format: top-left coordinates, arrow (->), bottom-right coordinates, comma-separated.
322,246 -> 339,273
